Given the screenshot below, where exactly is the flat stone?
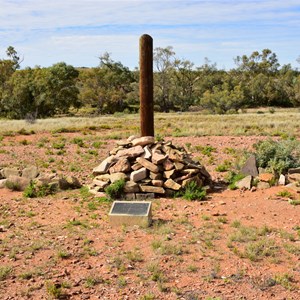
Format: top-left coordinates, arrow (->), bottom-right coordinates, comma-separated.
124,181 -> 140,193
149,172 -> 163,180
278,174 -> 286,185
164,179 -> 181,191
164,169 -> 176,179
257,182 -> 270,189
152,180 -> 164,187
124,193 -> 136,200
116,145 -> 144,158
235,175 -> 252,190
136,157 -> 159,173
182,175 -> 203,188
59,176 -> 81,190
93,155 -> 117,175
163,159 -> 174,171
1,167 -> 19,179
127,135 -> 139,142
152,152 -> 166,165
174,173 -> 192,183
130,167 -> 147,182
285,183 -> 300,193
181,168 -> 200,175
139,185 -> 165,194
142,146 -> 152,159
109,172 -> 127,183
5,175 -> 30,191
94,174 -> 111,182
135,193 -> 155,200
116,140 -> 131,147
131,162 -> 143,171
240,155 -> 258,177
258,173 -> 274,182
168,149 -> 184,161
92,179 -> 109,189
109,158 -> 131,174
288,173 -> 300,182
174,161 -> 185,171
22,165 -> 39,179
288,167 -> 300,174
0,179 -> 7,188
131,136 -> 155,147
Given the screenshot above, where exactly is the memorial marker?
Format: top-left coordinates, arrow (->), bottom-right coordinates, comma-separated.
109,201 -> 152,227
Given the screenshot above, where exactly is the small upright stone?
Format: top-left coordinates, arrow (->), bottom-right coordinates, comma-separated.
235,175 -> 252,190
278,174 -> 286,185
240,155 -> 258,177
143,145 -> 152,159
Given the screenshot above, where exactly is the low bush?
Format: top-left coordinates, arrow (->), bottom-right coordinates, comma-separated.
105,179 -> 125,199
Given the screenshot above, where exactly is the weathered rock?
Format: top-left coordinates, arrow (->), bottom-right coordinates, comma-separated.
164,169 -> 176,179
257,182 -> 270,189
0,179 -> 7,188
131,136 -> 155,147
181,168 -> 199,175
152,151 -> 166,164
240,155 -> 258,177
127,135 -> 139,142
152,180 -> 164,187
164,179 -> 181,191
258,173 -> 275,182
168,148 -> 184,161
174,173 -> 192,183
22,165 -> 39,180
116,145 -> 144,158
182,175 -> 203,188
143,146 -> 152,159
117,140 -> 131,147
130,168 -> 148,182
288,167 -> 300,174
124,181 -> 140,193
135,193 -> 155,200
1,167 -> 19,179
5,176 -> 30,191
92,179 -> 109,189
131,162 -> 143,171
174,161 -> 185,171
149,172 -> 163,180
236,175 -> 252,190
110,172 -> 127,183
288,173 -> 300,182
93,156 -> 117,175
59,176 -> 81,190
94,174 -> 111,182
124,193 -> 136,200
163,159 -> 174,171
136,157 -> 159,173
139,185 -> 165,194
278,174 -> 286,186
285,183 -> 300,193
109,158 -> 131,174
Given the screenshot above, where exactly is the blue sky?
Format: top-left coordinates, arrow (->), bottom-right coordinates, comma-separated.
1,0 -> 300,70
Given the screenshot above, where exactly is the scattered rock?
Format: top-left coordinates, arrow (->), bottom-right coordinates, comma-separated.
235,175 -> 252,190
278,174 -> 286,185
257,181 -> 270,189
288,173 -> 300,183
59,176 -> 81,190
1,167 -> 20,179
22,165 -> 39,180
5,175 -> 30,191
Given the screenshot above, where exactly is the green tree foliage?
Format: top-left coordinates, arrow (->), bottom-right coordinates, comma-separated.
78,53 -> 135,114
1,62 -> 80,119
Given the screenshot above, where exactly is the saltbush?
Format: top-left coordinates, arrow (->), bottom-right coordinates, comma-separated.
253,138 -> 300,175
105,179 -> 125,199
180,181 -> 206,201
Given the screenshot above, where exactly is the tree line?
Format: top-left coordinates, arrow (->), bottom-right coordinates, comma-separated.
0,46 -> 300,119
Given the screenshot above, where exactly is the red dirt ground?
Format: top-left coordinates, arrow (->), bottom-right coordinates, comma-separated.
0,133 -> 299,299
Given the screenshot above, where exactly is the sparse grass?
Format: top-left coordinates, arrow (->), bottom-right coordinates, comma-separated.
0,266 -> 12,281
277,190 -> 293,198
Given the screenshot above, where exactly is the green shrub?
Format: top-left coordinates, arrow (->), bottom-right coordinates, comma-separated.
23,181 -> 57,198
180,181 -> 206,201
253,138 -> 300,175
225,171 -> 245,190
105,179 -> 125,199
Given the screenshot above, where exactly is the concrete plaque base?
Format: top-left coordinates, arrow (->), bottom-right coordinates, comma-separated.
108,201 -> 152,227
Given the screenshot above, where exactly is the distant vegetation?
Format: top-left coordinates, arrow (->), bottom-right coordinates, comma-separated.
0,46 -> 300,119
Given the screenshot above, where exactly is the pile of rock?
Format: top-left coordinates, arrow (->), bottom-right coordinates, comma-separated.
0,165 -> 81,192
89,136 -> 211,199
235,155 -> 300,191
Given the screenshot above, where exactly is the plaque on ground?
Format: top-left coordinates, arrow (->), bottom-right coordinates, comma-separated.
109,201 -> 152,227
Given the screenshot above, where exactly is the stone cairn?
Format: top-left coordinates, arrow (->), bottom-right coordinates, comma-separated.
89,136 -> 211,199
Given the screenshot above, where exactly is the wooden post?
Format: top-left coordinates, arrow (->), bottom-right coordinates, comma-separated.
139,34 -> 154,137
